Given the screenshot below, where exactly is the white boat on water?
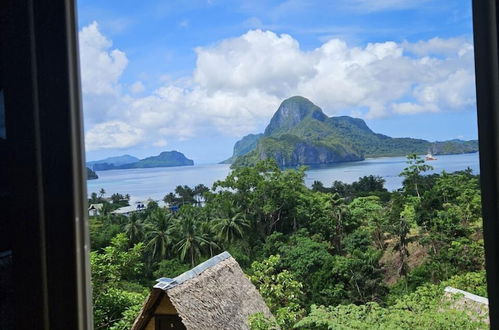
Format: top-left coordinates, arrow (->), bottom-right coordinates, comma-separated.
425,152 -> 437,161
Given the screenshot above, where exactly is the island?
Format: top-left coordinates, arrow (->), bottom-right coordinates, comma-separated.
227,96 -> 478,167
86,167 -> 98,180
87,151 -> 194,171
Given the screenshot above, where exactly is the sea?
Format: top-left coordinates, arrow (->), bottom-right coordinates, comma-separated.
87,153 -> 480,202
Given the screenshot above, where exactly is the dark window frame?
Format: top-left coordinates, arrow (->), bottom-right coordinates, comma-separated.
0,0 -> 498,329
472,0 -> 499,327
0,0 -> 91,329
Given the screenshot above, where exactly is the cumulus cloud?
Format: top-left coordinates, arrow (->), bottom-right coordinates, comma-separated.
80,24 -> 475,152
403,37 -> 474,57
80,21 -> 128,126
85,121 -> 144,151
79,21 -> 127,95
194,30 -> 315,96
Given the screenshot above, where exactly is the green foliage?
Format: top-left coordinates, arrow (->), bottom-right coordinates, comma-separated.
144,208 -> 173,261
94,288 -> 146,330
212,205 -> 250,244
89,217 -> 122,250
313,248 -> 386,306
400,153 -> 433,197
153,259 -> 190,279
171,205 -> 215,266
249,255 -> 305,329
249,312 -> 280,330
89,158 -> 486,329
442,271 -> 487,297
296,283 -> 486,329
313,175 -> 390,202
109,300 -> 145,330
91,234 -> 147,329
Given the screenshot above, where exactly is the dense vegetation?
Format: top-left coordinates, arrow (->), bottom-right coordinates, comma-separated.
88,154 -> 486,329
230,96 -> 478,167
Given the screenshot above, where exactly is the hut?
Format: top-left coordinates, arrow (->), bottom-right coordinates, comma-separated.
132,252 -> 273,330
87,203 -> 103,216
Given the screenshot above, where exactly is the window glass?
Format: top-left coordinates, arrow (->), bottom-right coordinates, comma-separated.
77,1 -> 487,328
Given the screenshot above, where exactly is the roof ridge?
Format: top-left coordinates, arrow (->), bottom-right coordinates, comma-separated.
154,251 -> 232,290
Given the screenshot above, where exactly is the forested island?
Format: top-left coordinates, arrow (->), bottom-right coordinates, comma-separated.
86,167 -> 98,180
225,96 -> 478,167
88,155 -> 486,329
87,151 -> 194,171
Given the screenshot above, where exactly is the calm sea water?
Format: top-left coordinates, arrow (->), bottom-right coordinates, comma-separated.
87,153 -> 480,202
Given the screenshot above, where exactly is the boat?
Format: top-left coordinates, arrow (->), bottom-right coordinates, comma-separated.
425,152 -> 437,161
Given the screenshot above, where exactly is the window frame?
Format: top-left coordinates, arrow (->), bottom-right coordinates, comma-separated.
1,0 -> 498,329
0,0 -> 91,329
472,0 -> 499,327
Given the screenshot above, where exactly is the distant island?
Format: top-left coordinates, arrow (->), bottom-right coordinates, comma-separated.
225,96 -> 478,167
86,167 -> 98,180
87,154 -> 139,170
87,151 -> 194,171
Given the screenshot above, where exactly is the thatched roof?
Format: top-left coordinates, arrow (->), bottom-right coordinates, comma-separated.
132,252 -> 273,330
444,287 -> 489,323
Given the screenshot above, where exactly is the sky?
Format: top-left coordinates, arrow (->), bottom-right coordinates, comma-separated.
77,0 -> 477,164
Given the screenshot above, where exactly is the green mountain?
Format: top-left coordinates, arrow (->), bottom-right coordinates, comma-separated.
117,151 -> 194,169
87,154 -> 139,170
220,133 -> 263,164
230,96 -> 478,167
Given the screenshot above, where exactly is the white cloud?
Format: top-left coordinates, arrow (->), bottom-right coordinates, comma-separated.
153,139 -> 168,147
194,30 -> 315,96
79,21 -> 128,126
85,121 -> 144,151
392,102 -> 439,115
80,24 -> 476,152
130,81 -> 145,94
403,37 -> 473,57
79,21 -> 127,95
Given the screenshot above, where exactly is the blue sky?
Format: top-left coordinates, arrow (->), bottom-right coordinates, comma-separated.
77,0 -> 476,164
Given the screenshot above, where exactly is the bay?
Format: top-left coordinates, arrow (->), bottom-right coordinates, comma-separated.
87,152 -> 480,202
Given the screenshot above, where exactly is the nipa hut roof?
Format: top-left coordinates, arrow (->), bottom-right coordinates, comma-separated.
132,251 -> 273,330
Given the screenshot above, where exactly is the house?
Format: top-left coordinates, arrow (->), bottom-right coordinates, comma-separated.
88,203 -> 103,216
131,252 -> 273,330
111,201 -> 146,216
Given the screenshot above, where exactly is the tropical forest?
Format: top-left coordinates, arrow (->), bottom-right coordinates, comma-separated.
88,154 -> 487,329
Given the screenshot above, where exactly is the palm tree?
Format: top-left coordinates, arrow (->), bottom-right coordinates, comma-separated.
145,209 -> 173,261
212,211 -> 249,245
330,193 -> 349,254
199,221 -> 219,257
171,210 -> 210,267
163,192 -> 177,206
124,213 -> 145,246
393,215 -> 411,277
194,184 -> 209,205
